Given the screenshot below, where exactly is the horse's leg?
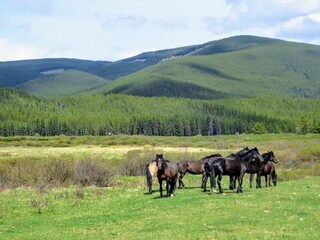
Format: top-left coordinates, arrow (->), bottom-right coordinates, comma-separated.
229,176 -> 233,190
264,175 -> 268,187
237,171 -> 245,193
203,163 -> 211,192
209,166 -> 216,195
249,174 -> 254,188
166,180 -> 170,197
256,172 -> 262,189
179,172 -> 186,189
201,172 -> 207,189
158,179 -> 163,198
170,176 -> 177,197
268,173 -> 272,187
217,174 -> 223,193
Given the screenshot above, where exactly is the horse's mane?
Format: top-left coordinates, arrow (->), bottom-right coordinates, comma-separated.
202,153 -> 221,160
239,147 -> 259,162
160,157 -> 168,171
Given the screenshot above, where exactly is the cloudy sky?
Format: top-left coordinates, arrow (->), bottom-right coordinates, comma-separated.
1,0 -> 320,61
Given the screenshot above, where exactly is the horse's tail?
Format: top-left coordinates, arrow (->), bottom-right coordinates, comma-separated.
209,163 -> 216,195
145,164 -> 153,194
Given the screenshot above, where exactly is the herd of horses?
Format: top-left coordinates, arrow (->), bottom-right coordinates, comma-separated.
145,147 -> 278,198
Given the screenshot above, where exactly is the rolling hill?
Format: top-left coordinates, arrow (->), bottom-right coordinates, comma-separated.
17,69 -> 109,97
100,36 -> 320,99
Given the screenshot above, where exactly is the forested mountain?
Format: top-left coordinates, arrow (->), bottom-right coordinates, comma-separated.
1,87 -> 319,136
101,36 -> 320,99
1,35 -> 320,136
2,35 -> 319,99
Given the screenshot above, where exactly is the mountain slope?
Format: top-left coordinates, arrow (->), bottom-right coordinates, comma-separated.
101,36 -> 320,99
17,70 -> 108,97
95,35 -> 279,80
0,35 -> 281,87
0,58 -> 108,87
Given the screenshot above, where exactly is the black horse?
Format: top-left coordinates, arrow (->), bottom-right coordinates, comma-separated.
227,147 -> 250,190
249,152 -> 278,188
155,154 -> 178,198
177,153 -> 221,189
204,147 -> 264,194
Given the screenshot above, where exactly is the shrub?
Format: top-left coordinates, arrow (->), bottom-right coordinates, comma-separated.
119,149 -> 156,176
252,122 -> 267,134
41,159 -> 73,187
73,159 -> 113,187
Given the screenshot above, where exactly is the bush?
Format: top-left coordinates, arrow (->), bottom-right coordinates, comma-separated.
73,159 -> 113,187
119,149 -> 156,176
42,159 -> 73,187
252,122 -> 267,134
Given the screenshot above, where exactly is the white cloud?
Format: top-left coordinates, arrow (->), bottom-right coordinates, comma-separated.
0,39 -> 50,61
278,13 -> 320,43
0,0 -> 320,61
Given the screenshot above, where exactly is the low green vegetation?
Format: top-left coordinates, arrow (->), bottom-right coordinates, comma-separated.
0,134 -> 319,239
0,134 -> 319,190
0,176 -> 318,239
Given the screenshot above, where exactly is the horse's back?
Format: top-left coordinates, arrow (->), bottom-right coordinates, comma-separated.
167,162 -> 179,177
148,161 -> 158,178
213,157 -> 243,175
186,160 -> 205,174
177,160 -> 188,172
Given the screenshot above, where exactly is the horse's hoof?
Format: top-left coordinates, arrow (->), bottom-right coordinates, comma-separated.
170,193 -> 174,197
210,188 -> 216,195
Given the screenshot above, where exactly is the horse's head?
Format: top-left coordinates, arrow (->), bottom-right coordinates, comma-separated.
155,154 -> 166,170
250,147 -> 264,163
268,151 -> 278,163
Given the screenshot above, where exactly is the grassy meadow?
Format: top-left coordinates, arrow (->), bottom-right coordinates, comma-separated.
0,134 -> 319,239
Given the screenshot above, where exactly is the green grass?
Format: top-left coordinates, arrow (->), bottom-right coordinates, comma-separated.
0,134 -> 319,238
0,176 -> 319,239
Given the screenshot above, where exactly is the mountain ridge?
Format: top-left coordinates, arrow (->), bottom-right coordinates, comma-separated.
0,35 -> 319,99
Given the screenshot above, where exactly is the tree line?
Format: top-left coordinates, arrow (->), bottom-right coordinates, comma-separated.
1,88 -> 320,136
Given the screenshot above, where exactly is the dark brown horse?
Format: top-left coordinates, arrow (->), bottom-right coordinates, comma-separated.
177,153 -> 221,189
249,151 -> 278,188
155,154 -> 178,198
146,158 -> 171,194
204,147 -> 264,194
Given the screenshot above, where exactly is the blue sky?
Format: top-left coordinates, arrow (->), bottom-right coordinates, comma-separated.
1,0 -> 320,61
